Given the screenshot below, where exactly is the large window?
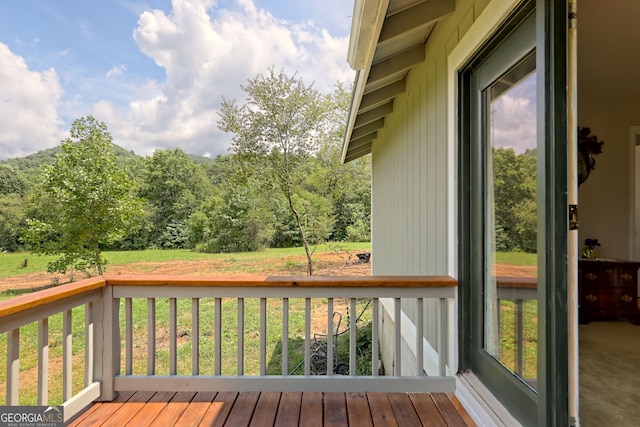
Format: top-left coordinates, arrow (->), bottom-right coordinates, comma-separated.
459,5 -> 540,425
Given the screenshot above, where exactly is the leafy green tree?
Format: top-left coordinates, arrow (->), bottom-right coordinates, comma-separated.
0,164 -> 28,196
492,147 -> 537,252
0,194 -> 26,251
219,67 -> 329,275
140,148 -> 214,248
307,83 -> 371,242
189,158 -> 275,253
24,116 -> 144,275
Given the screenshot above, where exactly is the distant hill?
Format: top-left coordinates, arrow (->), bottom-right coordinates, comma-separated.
0,145 -> 215,178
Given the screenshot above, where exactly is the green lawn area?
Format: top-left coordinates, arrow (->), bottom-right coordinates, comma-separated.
495,251 -> 537,266
0,242 -> 371,280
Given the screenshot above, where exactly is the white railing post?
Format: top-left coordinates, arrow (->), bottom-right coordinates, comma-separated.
304,298 -> 311,376
63,309 -> 72,401
215,298 -> 222,376
147,298 -> 156,376
192,298 -> 200,376
169,298 -> 177,376
516,299 -> 524,376
85,302 -> 94,388
282,298 -> 289,376
6,328 -> 19,405
95,285 -> 119,401
372,298 -> 379,377
125,298 -> 133,375
237,298 -> 244,376
394,297 -> 401,376
438,298 -> 447,377
417,298 -> 424,376
349,298 -> 356,376
259,298 -> 267,376
38,318 -> 49,405
327,298 -> 334,376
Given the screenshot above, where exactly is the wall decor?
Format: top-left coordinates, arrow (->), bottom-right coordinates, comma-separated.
578,127 -> 604,186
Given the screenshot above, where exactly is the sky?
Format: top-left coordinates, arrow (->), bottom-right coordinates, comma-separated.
0,0 -> 356,160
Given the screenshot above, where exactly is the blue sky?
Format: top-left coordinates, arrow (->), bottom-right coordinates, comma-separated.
0,0 -> 355,160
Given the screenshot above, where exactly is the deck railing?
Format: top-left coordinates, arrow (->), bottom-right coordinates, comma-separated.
0,275 -> 457,422
496,276 -> 538,380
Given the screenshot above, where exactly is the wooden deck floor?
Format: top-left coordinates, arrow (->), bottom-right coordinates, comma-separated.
68,391 -> 476,426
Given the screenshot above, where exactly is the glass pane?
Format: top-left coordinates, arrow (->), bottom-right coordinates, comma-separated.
483,52 -> 538,388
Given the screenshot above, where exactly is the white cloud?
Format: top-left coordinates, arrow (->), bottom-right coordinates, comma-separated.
0,43 -> 64,159
490,76 -> 537,153
106,65 -> 127,78
101,0 -> 353,158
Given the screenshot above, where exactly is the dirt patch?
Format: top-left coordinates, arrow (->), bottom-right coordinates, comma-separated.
0,252 -> 536,293
0,251 -> 373,292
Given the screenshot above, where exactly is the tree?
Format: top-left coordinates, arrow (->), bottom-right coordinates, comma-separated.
24,116 -> 144,275
219,67 -> 329,275
492,147 -> 537,252
0,194 -> 26,251
307,83 -> 371,242
139,148 -> 214,248
0,164 -> 28,196
0,164 -> 28,251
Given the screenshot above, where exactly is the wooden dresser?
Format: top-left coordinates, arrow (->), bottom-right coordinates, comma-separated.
578,259 -> 640,325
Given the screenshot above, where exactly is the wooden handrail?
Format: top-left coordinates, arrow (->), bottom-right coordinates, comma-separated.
103,275 -> 458,288
496,276 -> 537,289
0,276 -> 106,319
0,275 -> 457,320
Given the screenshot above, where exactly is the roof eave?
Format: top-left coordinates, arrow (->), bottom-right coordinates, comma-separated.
343,0 -> 391,164
342,0 -> 456,164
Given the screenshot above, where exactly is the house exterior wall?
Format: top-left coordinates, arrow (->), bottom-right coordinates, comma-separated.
371,0 -> 495,377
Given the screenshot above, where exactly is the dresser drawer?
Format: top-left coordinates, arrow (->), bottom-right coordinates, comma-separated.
578,259 -> 640,324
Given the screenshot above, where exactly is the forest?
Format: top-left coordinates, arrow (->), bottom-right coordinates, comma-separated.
0,132 -> 371,252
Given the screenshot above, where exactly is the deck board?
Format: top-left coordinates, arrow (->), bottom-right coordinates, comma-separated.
149,391 -> 196,426
408,393 -> 447,427
323,392 -> 348,427
345,392 -> 373,427
250,392 -> 281,426
71,392 -> 476,426
387,392 -> 422,426
175,391 -> 218,426
225,392 -> 261,427
431,393 -> 469,427
101,391 -> 156,427
367,392 -> 397,427
274,392 -> 302,426
299,392 -> 323,427
126,391 -> 176,427
206,391 -> 239,427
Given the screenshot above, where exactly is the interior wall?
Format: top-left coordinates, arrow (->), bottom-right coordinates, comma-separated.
577,0 -> 640,261
577,101 -> 640,259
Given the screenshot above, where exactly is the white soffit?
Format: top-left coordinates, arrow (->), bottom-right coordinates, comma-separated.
342,0 -> 455,163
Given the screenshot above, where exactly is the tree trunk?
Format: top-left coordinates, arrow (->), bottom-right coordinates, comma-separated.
286,191 -> 313,276
94,239 -> 103,276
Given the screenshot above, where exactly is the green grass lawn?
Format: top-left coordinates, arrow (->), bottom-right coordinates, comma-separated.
0,242 -> 371,280
495,251 -> 537,266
